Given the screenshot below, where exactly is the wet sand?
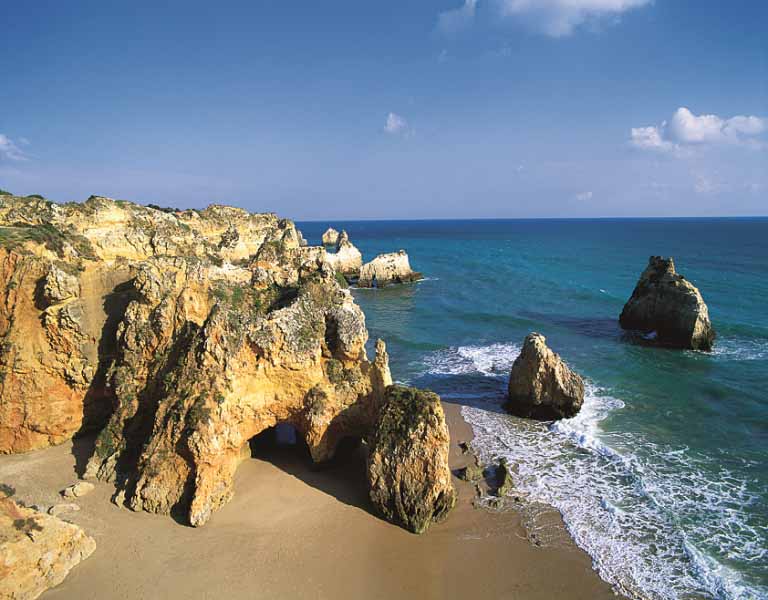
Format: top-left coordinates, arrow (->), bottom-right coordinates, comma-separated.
0,401 -> 617,599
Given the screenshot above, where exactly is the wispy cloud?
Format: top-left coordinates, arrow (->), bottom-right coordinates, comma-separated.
630,107 -> 766,155
437,0 -> 651,37
384,112 -> 410,135
0,134 -> 28,161
575,190 -> 593,201
437,0 -> 478,34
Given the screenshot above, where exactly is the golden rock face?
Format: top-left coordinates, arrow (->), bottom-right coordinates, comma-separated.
0,195 -> 454,532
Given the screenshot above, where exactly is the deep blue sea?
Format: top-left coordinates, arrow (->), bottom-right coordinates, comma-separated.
300,218 -> 768,600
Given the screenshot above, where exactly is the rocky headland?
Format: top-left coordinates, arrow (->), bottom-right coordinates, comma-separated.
620,256 -> 715,350
506,333 -> 584,420
0,195 -> 454,534
357,250 -> 422,288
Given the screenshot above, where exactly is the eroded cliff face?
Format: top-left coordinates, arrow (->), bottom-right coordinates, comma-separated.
0,196 -> 306,453
358,250 -> 422,288
0,195 -> 454,532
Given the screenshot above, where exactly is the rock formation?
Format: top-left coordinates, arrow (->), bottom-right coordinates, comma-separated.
367,385 -> 456,534
321,227 -> 339,246
619,256 -> 715,351
506,333 -> 584,420
324,230 -> 362,278
0,492 -> 95,599
357,250 -> 422,288
0,195 -> 454,532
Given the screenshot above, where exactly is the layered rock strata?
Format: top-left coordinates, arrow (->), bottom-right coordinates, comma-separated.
0,493 -> 95,599
0,195 -> 454,532
357,250 -> 422,288
506,333 -> 584,420
619,256 -> 715,350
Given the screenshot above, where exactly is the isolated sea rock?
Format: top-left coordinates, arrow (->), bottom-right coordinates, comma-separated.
324,230 -> 362,277
367,385 -> 456,534
357,250 -> 423,288
506,333 -> 584,420
321,227 -> 339,246
0,494 -> 95,599
619,256 -> 715,351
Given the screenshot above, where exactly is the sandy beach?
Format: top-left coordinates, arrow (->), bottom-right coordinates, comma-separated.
0,401 -> 617,600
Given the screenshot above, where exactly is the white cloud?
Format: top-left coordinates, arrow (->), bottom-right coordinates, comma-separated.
0,134 -> 27,161
437,0 -> 478,34
384,112 -> 409,135
575,191 -> 593,201
630,107 -> 766,155
437,0 -> 650,37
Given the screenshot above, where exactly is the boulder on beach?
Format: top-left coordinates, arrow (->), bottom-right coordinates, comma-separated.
619,256 -> 715,351
324,230 -> 362,277
321,227 -> 339,246
0,494 -> 95,599
357,250 -> 422,288
506,333 -> 584,420
367,385 -> 456,534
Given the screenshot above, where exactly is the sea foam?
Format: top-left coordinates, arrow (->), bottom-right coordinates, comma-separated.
418,342 -> 767,600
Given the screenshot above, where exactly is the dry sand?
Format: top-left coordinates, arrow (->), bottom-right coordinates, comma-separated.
0,402 -> 618,599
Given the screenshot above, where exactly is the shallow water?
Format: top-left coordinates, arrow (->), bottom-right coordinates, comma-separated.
300,218 -> 768,600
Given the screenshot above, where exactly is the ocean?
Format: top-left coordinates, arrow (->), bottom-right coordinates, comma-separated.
300,218 -> 768,600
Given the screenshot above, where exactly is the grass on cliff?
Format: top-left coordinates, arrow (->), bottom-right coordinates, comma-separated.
376,385 -> 440,444
0,223 -> 97,260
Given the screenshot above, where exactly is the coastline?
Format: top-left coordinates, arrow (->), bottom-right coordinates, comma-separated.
0,400 -> 616,600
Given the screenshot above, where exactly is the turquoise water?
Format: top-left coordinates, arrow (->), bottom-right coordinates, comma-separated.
301,219 -> 768,600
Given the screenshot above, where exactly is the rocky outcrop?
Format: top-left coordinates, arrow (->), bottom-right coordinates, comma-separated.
324,230 -> 362,277
0,493 -> 95,599
357,250 -> 422,288
321,227 -> 339,246
367,385 -> 456,534
0,195 -> 454,532
619,256 -> 715,351
506,333 -> 584,420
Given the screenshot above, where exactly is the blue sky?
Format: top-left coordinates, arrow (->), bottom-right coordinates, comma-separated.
1,0 -> 766,218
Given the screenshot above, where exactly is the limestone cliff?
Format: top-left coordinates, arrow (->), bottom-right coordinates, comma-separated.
0,195 -> 454,532
321,227 -> 339,246
506,333 -> 584,420
324,230 -> 362,278
357,250 -> 422,288
619,256 -> 715,351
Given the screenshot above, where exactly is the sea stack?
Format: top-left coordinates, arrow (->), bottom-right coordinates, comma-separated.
357,250 -> 423,288
506,333 -> 584,420
367,385 -> 456,534
321,227 -> 339,246
324,230 -> 362,277
619,256 -> 715,351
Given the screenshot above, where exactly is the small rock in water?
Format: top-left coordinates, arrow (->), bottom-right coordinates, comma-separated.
48,503 -> 80,517
457,461 -> 484,482
494,459 -> 513,497
62,482 -> 95,499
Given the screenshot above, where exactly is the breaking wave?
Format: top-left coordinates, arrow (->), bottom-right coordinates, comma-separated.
418,342 -> 768,600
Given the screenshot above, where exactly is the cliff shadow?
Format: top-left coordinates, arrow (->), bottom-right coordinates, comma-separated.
73,278 -> 138,476
247,425 -> 384,522
409,372 -> 509,415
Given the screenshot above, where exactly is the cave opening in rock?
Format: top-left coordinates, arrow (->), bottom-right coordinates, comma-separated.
248,423 -> 309,459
